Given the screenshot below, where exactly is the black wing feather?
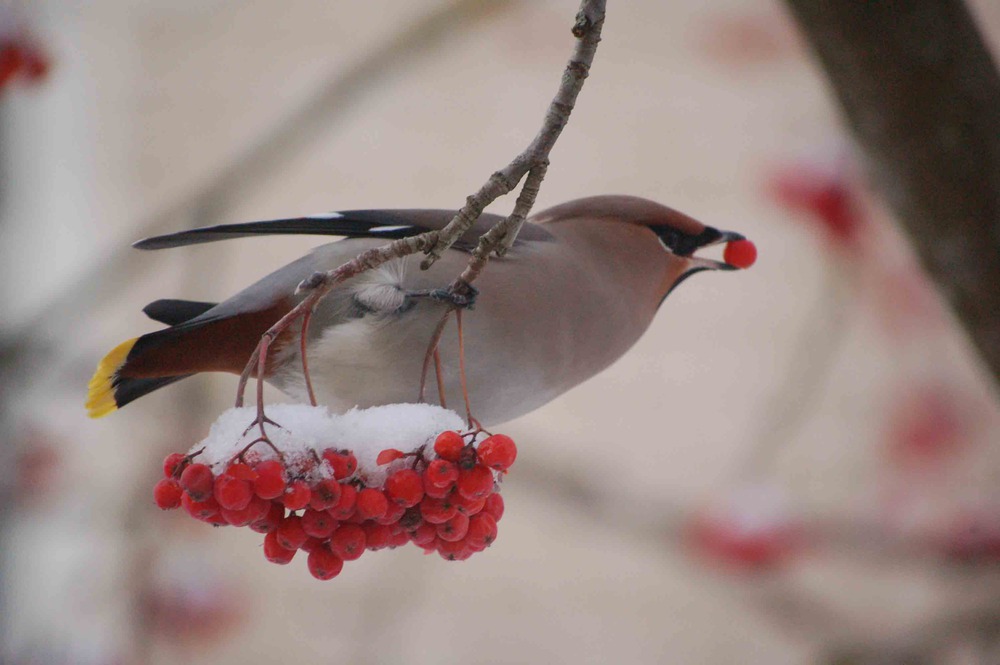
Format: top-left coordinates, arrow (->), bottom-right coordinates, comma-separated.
133,211 -> 424,250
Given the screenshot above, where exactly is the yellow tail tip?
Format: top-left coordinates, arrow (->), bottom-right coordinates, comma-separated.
85,337 -> 137,418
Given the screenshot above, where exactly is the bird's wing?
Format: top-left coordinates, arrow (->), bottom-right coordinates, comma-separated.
133,209 -> 553,251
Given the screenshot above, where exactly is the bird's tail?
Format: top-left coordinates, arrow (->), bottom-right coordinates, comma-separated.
85,336 -> 191,418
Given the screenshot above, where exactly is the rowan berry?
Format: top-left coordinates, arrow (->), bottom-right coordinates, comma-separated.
276,515 -> 308,550
437,513 -> 470,542
249,502 -> 285,533
356,488 -> 389,520
329,524 -> 366,561
436,537 -> 469,561
451,492 -> 486,516
153,478 -> 183,509
364,523 -> 393,550
301,508 -> 338,539
425,459 -> 459,488
307,544 -> 344,580
423,477 -> 452,499
374,498 -> 406,525
226,462 -> 257,481
181,492 -> 219,520
253,460 -> 286,500
282,480 -> 311,511
723,239 -> 757,269
410,522 -> 438,547
388,530 -> 410,548
309,478 -> 342,511
179,463 -> 214,502
466,513 -> 498,549
433,431 -> 464,461
263,530 -> 296,565
385,469 -> 424,507
323,450 -> 357,480
162,453 -> 187,478
328,482 -> 357,520
456,465 -> 493,501
483,493 -> 505,522
420,496 -> 457,524
214,474 -> 252,511
477,434 -> 517,471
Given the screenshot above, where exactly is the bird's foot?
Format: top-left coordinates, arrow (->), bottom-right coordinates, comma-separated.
409,282 -> 479,309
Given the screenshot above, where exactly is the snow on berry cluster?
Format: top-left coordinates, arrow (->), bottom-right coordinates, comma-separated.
152,404 -> 516,581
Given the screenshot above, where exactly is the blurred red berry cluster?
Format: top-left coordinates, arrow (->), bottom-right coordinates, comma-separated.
154,430 -> 515,581
0,28 -> 51,91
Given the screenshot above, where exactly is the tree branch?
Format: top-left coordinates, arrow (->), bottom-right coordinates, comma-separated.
783,1 -> 1000,387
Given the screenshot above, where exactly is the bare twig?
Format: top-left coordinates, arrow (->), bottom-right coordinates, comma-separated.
238,0 -> 607,427
420,0 -> 605,271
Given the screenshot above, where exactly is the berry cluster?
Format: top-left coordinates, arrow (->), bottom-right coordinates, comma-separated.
154,429 -> 516,581
0,37 -> 50,91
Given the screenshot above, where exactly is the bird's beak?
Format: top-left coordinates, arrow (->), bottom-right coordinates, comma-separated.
684,228 -> 745,272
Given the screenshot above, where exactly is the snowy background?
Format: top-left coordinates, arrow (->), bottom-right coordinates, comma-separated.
2,1 -> 1000,663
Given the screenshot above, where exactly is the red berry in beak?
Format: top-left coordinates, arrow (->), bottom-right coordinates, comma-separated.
723,239 -> 757,269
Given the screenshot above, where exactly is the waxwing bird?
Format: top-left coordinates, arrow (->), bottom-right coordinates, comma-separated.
86,195 -> 753,426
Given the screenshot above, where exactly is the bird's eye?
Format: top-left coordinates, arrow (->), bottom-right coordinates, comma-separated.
651,226 -> 721,256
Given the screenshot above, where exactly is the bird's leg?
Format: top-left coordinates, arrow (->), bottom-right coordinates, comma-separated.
418,309 -> 453,404
456,308 -> 475,426
237,330 -> 283,447
408,281 -> 479,309
434,348 -> 447,409
299,307 -> 318,407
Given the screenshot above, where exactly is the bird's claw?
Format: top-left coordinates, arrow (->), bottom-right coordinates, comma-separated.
412,283 -> 479,309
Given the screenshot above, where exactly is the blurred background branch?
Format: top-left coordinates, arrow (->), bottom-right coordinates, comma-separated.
784,0 -> 1000,388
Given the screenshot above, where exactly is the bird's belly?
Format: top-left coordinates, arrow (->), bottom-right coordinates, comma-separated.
270,306 -> 563,426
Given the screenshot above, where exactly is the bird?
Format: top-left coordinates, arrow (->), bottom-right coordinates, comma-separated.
86,195 -> 754,426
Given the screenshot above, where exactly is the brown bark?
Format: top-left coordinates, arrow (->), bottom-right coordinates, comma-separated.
784,1 -> 1000,386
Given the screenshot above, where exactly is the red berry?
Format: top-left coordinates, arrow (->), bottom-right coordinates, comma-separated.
388,529 -> 410,548
181,492 -> 221,521
466,513 -> 498,549
226,462 -> 257,481
477,434 -> 517,471
162,453 -> 187,478
328,483 -> 357,520
250,502 -> 285,533
423,477 -> 452,499
436,537 -> 471,561
364,523 -> 393,550
153,478 -> 183,509
0,45 -> 24,89
323,450 -> 357,480
179,463 -> 214,502
420,496 -> 457,524
329,524 -> 366,561
276,515 -> 308,550
301,509 -> 338,539
309,478 -> 342,511
483,493 -> 505,522
307,544 -> 344,580
374,498 -> 406,525
221,495 -> 267,527
723,239 -> 757,269
437,513 -> 470,542
376,448 -> 405,465
434,431 -> 465,462
214,474 -> 252,511
451,492 -> 486,516
356,488 -> 389,520
385,469 -> 424,507
410,522 -> 438,547
456,465 -> 493,501
253,460 -> 286,500
300,537 -> 324,553
263,530 -> 297,565
283,480 -> 312,510
425,459 -> 459,488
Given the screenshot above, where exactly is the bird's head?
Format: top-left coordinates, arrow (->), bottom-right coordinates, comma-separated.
533,195 -> 756,301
